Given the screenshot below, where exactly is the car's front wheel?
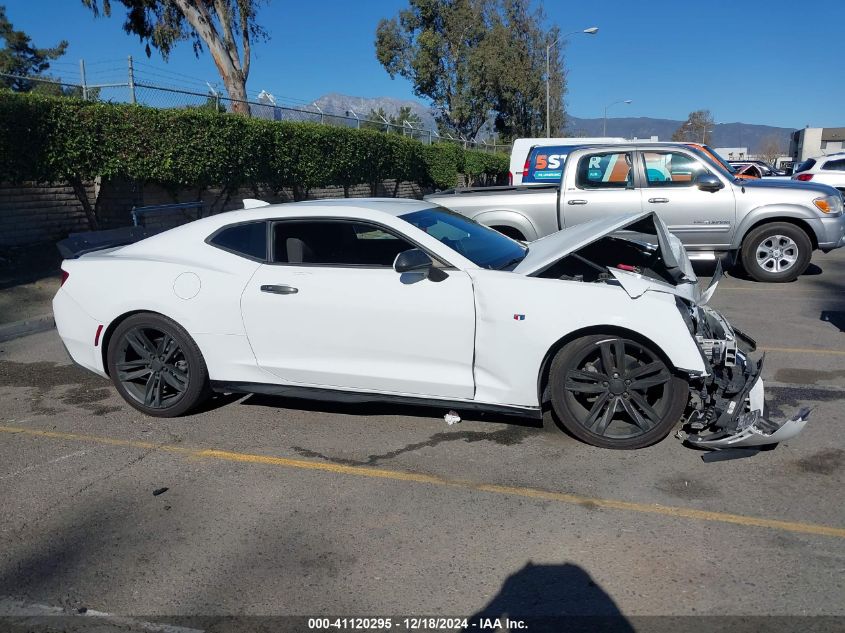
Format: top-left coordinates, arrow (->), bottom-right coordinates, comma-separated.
548,335 -> 688,449
106,313 -> 210,417
740,222 -> 812,282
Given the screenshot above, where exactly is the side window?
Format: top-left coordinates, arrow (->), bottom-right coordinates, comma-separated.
822,159 -> 845,171
642,151 -> 708,187
576,152 -> 633,189
208,221 -> 267,260
272,220 -> 415,266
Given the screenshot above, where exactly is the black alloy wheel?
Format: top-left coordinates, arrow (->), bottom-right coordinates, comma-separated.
549,335 -> 688,449
107,313 -> 210,417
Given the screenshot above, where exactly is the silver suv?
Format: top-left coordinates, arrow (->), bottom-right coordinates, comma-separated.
426,143 -> 845,282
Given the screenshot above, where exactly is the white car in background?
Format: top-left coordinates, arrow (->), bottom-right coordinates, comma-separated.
793,153 -> 845,194
53,199 -> 806,450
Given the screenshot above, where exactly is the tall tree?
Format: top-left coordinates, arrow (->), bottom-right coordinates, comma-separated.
480,0 -> 563,139
375,0 -> 493,138
375,0 -> 563,141
81,0 -> 267,114
0,5 -> 68,91
672,109 -> 716,145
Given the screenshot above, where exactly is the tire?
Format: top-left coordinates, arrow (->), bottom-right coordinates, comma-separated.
740,222 -> 812,283
106,313 -> 210,417
548,334 -> 688,449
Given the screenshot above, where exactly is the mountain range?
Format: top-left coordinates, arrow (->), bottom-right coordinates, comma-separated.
313,93 -> 794,153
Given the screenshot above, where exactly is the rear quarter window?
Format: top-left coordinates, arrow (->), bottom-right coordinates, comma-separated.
821,158 -> 845,171
208,221 -> 267,260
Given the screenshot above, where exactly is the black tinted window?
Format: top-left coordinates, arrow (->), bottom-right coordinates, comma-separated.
822,159 -> 845,171
209,222 -> 267,260
795,159 -> 816,172
273,221 -> 414,266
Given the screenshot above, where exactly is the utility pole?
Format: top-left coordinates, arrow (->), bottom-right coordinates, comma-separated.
545,27 -> 598,137
79,59 -> 88,100
603,99 -> 632,136
128,55 -> 136,104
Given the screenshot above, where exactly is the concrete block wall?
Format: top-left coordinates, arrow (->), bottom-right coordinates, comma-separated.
0,182 -> 95,248
0,178 -> 428,249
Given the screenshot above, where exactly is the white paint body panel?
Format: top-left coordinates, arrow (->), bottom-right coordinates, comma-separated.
241,265 -> 476,398
54,199 -> 708,411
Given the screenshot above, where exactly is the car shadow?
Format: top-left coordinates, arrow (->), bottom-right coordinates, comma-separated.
465,562 -> 634,632
234,392 -> 543,428
821,310 -> 845,333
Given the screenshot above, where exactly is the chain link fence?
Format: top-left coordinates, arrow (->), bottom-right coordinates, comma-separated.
1,62 -> 511,154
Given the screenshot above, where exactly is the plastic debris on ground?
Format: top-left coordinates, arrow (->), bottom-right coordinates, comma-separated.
444,410 -> 461,425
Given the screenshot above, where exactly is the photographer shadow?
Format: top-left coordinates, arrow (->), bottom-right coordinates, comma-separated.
466,562 -> 634,633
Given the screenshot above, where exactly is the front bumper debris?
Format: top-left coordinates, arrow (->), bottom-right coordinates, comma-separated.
683,404 -> 811,449
677,305 -> 810,450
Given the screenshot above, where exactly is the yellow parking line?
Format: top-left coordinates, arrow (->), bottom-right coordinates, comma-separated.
760,346 -> 845,356
2,424 -> 844,540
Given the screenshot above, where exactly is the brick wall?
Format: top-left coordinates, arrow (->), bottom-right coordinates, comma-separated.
0,182 -> 95,248
96,179 -> 427,229
0,178 -> 431,249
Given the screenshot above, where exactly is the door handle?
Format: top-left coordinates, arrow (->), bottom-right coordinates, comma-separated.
261,284 -> 298,295
567,199 -> 588,205
648,198 -> 669,203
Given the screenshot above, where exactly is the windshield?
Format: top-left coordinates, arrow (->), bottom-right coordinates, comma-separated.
400,206 -> 528,270
685,145 -> 735,178
698,145 -> 737,174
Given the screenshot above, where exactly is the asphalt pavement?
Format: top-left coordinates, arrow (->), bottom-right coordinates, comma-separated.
0,251 -> 843,632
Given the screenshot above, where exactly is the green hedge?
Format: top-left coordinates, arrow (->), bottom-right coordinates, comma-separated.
0,91 -> 507,209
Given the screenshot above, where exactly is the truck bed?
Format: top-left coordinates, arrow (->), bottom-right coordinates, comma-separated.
436,184 -> 558,197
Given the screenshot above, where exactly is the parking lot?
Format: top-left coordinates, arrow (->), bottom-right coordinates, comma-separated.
0,252 -> 843,630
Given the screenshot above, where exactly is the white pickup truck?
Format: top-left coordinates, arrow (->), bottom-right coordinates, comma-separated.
426,143 -> 845,282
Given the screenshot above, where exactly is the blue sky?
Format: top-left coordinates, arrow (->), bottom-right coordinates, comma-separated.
5,0 -> 844,128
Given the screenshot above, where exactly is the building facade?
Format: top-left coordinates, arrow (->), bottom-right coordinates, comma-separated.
790,127 -> 845,162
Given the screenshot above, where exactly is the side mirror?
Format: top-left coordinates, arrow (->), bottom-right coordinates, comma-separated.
393,248 -> 433,274
695,173 -> 724,192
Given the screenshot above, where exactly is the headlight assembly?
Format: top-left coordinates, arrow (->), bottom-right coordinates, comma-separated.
813,194 -> 843,215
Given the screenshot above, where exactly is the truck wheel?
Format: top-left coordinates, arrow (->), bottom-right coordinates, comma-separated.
740,222 -> 812,282
548,334 -> 688,449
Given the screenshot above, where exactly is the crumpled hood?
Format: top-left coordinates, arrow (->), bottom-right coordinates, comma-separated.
513,211 -> 719,305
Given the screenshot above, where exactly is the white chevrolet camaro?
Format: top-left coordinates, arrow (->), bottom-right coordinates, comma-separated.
53,199 -> 807,450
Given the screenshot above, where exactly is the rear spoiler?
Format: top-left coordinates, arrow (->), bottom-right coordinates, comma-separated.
56,226 -> 166,259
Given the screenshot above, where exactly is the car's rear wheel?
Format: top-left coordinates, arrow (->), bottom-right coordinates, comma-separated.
548,335 -> 688,449
107,313 -> 210,417
740,222 -> 811,282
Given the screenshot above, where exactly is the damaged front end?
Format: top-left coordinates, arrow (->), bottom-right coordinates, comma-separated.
516,210 -> 809,450
676,300 -> 810,449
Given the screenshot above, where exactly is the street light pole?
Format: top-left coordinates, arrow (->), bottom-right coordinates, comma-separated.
603,99 -> 632,136
546,27 -> 598,138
